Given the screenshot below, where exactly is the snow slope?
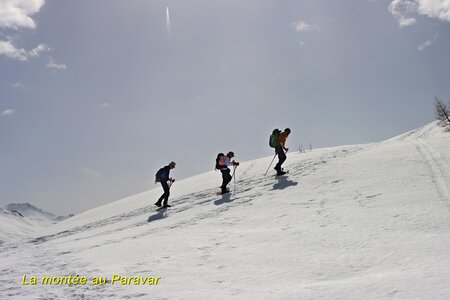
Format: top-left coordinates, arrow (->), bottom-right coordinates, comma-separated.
1,121 -> 450,299
0,210 -> 37,244
0,204 -> 69,244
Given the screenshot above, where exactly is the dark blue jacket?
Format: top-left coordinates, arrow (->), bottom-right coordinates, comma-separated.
156,166 -> 170,182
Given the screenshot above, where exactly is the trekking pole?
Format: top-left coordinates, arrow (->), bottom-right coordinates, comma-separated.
232,166 -> 237,194
264,154 -> 277,176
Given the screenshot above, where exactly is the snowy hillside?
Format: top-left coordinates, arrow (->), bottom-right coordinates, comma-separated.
0,210 -> 34,243
4,203 -> 71,223
1,121 -> 450,299
0,204 -> 70,244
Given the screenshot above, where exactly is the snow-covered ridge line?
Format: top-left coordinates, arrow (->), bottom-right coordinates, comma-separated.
0,203 -> 72,244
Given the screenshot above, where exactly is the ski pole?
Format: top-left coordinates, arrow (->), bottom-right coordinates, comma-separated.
232,166 -> 236,194
169,179 -> 175,188
264,154 -> 277,176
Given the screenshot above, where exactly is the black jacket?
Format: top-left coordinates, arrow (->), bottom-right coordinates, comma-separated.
156,166 -> 170,182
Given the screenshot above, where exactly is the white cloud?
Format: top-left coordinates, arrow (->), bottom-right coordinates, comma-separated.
12,81 -> 24,88
418,33 -> 438,50
29,43 -> 51,57
77,167 -> 101,179
417,0 -> 450,22
46,58 -> 67,70
0,0 -> 45,29
1,109 -> 16,116
0,40 -> 27,60
418,39 -> 432,50
0,1 -> 51,64
0,40 -> 51,60
292,21 -> 318,32
388,0 -> 418,27
389,0 -> 450,26
97,103 -> 111,109
0,40 -> 62,69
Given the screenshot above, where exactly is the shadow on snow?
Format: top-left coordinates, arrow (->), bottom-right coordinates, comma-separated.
272,176 -> 298,190
213,193 -> 233,206
147,208 -> 168,223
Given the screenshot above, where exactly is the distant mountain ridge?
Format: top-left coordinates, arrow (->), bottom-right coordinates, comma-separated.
0,203 -> 73,244
1,208 -> 24,217
3,203 -> 71,221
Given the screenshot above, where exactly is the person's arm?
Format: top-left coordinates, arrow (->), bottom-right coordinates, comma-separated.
280,133 -> 288,151
167,167 -> 175,182
225,157 -> 239,167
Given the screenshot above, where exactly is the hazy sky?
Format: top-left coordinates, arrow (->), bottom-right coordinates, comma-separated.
1,0 -> 450,215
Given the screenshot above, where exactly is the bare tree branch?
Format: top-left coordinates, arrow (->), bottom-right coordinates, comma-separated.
435,97 -> 450,130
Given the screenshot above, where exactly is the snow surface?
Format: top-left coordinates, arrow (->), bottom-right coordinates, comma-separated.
0,204 -> 68,244
1,121 -> 450,299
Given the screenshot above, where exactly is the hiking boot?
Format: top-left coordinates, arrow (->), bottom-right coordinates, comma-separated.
221,185 -> 230,193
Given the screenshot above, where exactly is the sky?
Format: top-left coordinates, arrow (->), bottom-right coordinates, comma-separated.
1,0 -> 450,215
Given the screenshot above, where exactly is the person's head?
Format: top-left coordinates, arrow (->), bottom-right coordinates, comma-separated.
168,161 -> 176,169
284,128 -> 291,135
227,151 -> 234,158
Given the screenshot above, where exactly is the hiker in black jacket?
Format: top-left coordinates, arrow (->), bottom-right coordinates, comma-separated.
154,161 -> 176,207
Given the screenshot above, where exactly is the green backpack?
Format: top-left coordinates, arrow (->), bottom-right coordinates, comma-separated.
269,129 -> 281,148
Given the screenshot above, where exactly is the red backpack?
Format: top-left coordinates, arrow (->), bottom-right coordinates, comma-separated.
215,153 -> 225,170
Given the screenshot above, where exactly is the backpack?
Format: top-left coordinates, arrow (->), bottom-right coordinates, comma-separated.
269,129 -> 281,148
155,167 -> 164,182
215,153 -> 225,170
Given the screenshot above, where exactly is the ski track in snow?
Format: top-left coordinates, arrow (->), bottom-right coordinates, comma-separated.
406,130 -> 450,256
412,138 -> 450,208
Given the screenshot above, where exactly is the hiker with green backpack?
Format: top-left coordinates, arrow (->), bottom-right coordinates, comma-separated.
269,128 -> 291,176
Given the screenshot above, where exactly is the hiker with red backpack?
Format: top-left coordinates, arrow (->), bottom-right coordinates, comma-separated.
215,151 -> 239,195
154,161 -> 176,208
269,128 -> 291,176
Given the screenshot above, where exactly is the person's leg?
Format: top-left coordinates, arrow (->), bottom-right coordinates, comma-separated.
279,150 -> 286,169
155,181 -> 167,206
274,145 -> 286,173
226,171 -> 232,188
161,181 -> 170,206
221,169 -> 231,193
